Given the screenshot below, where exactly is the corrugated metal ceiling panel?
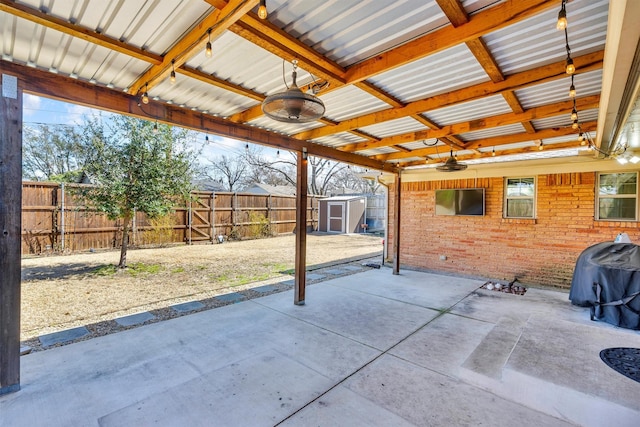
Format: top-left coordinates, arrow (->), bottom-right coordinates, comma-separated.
368,44 -> 490,103
319,85 -> 390,122
516,69 -> 603,109
248,115 -> 322,135
312,132 -> 368,148
268,0 -> 448,67
356,146 -> 399,156
484,0 -> 608,75
424,94 -> 513,126
398,139 -> 447,151
542,135 -> 582,144
459,123 -> 526,141
358,117 -> 427,138
531,108 -> 599,129
152,76 -> 257,118
0,14 -> 150,90
186,31 -> 288,96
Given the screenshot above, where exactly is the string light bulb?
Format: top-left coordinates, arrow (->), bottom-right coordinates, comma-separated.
565,57 -> 575,74
205,29 -> 212,58
170,60 -> 176,85
492,146 -> 496,157
538,142 -> 544,151
258,0 -> 267,19
141,83 -> 149,104
572,120 -> 579,130
556,1 -> 567,30
579,133 -> 586,145
153,120 -> 158,133
569,83 -> 576,98
571,107 -> 578,121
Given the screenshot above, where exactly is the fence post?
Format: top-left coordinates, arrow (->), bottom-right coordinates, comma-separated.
209,192 -> 214,244
268,194 -> 272,235
232,192 -> 237,237
60,182 -> 65,252
187,199 -> 192,245
132,208 -> 137,246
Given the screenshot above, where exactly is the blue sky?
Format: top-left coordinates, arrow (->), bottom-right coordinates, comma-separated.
22,93 -> 278,161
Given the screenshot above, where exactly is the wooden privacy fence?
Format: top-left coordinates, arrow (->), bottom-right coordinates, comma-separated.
21,181 -> 320,255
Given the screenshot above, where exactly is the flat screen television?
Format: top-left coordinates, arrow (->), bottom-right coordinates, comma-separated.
435,188 -> 485,216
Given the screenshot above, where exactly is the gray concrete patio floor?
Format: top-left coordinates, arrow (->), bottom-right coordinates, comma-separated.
2,268 -> 640,426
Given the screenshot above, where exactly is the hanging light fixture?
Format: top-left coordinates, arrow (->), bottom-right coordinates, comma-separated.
571,107 -> 578,121
258,0 -> 268,19
205,29 -> 212,58
262,60 -> 325,123
565,56 -> 575,74
436,148 -> 467,172
170,60 -> 176,85
141,83 -> 149,104
556,0 -> 568,30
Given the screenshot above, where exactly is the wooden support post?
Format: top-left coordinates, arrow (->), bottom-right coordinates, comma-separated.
393,174 -> 401,275
294,149 -> 308,305
0,73 -> 22,395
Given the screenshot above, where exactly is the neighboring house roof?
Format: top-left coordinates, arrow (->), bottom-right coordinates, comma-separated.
192,179 -> 226,192
242,183 -> 297,197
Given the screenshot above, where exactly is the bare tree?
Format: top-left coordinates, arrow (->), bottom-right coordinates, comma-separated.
22,123 -> 87,181
330,166 -> 382,195
205,153 -> 251,191
246,150 -> 354,196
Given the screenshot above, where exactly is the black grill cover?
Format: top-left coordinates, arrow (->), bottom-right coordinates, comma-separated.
569,242 -> 640,330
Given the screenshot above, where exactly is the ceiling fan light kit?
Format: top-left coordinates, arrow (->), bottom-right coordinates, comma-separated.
436,149 -> 468,172
262,60 -> 325,123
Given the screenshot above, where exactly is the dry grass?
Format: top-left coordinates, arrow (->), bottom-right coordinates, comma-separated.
21,233 -> 383,340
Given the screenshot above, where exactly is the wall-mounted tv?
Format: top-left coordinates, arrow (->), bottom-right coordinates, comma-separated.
435,188 -> 485,216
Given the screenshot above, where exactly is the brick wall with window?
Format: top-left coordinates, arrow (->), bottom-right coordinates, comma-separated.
387,172 -> 640,289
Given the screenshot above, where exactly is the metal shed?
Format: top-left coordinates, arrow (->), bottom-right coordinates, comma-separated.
318,196 -> 366,234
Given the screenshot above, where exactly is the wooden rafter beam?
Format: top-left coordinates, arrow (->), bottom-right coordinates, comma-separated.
410,114 -> 468,150
502,91 -> 537,133
376,121 -> 597,161
295,50 -> 603,141
0,0 -> 163,65
129,0 -> 258,96
435,0 -> 505,82
341,95 -> 598,153
344,0 -> 557,84
0,60 -> 393,172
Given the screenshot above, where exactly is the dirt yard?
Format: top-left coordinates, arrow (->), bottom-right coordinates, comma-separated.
21,233 -> 383,341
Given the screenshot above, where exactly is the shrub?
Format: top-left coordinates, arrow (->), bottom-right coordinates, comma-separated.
246,211 -> 271,239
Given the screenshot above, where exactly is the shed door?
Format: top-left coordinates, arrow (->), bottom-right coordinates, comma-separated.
327,203 -> 345,233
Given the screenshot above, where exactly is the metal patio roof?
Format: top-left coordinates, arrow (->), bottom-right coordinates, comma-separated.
1,0 -> 638,174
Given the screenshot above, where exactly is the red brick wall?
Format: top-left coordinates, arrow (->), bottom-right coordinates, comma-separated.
388,172 -> 640,289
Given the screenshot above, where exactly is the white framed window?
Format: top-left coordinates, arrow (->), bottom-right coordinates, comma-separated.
597,172 -> 638,220
504,177 -> 535,218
